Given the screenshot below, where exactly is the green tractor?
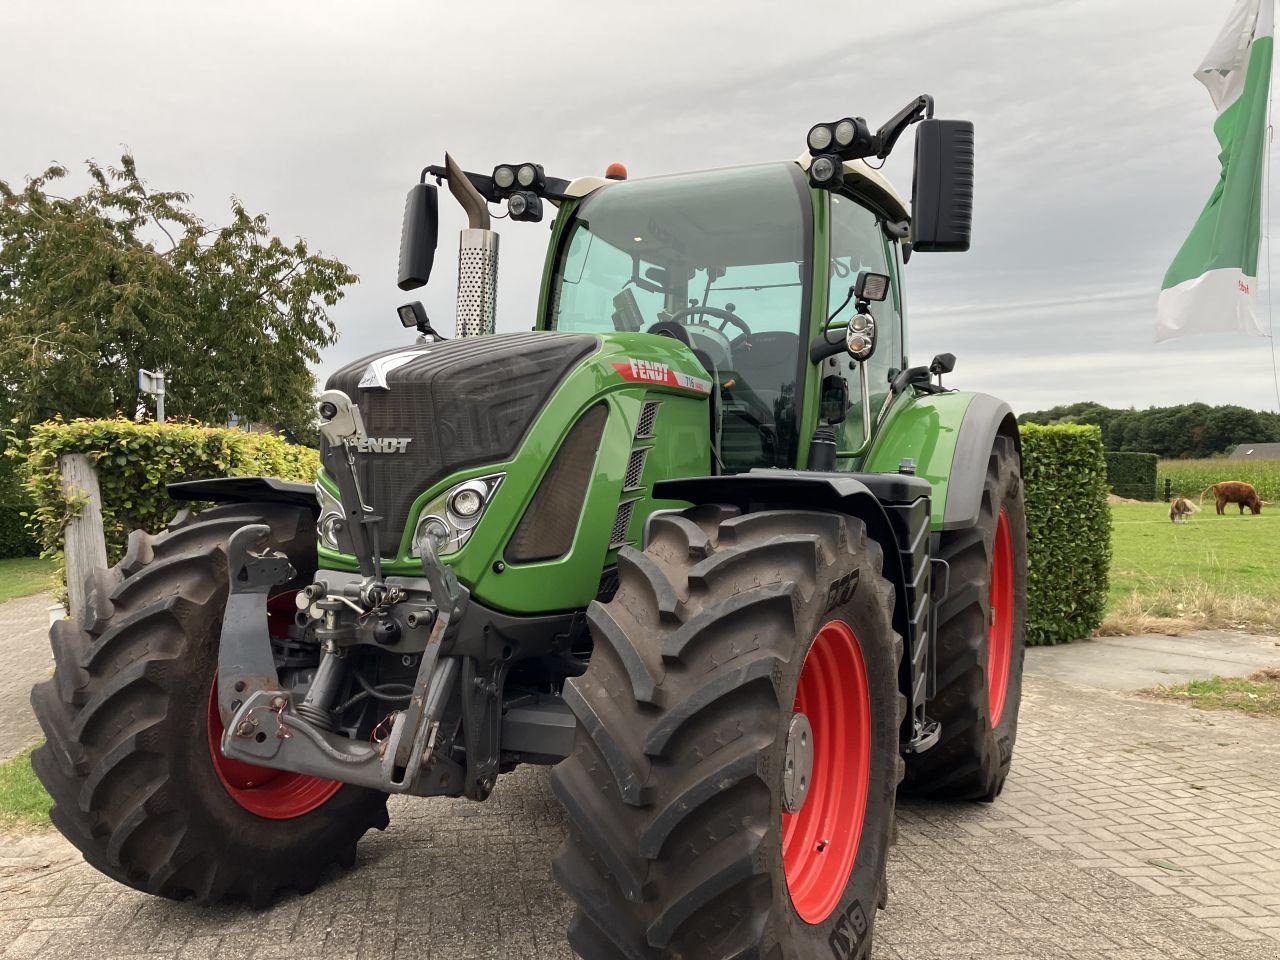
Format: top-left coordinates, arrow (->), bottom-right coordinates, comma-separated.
32,95 -> 1026,959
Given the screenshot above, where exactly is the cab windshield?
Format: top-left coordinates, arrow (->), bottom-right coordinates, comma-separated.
547,163 -> 811,472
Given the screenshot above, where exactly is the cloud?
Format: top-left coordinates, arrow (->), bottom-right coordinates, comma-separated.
2,0 -> 1277,415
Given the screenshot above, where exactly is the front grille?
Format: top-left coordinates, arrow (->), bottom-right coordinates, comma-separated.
323,333 -> 596,554
636,400 -> 661,438
506,404 -> 609,564
623,447 -> 649,491
610,499 -> 638,549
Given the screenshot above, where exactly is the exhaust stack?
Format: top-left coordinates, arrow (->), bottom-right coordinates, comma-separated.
445,153 -> 498,338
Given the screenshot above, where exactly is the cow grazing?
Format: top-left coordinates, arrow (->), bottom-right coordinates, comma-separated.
1169,497 -> 1199,523
1199,481 -> 1263,515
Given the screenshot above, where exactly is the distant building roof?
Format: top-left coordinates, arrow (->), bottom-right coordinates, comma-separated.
1229,442 -> 1280,459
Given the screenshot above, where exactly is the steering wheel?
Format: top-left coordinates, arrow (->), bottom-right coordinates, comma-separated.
664,303 -> 752,337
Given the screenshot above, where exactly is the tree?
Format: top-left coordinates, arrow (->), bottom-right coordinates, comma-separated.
0,155 -> 356,436
1018,401 -> 1280,458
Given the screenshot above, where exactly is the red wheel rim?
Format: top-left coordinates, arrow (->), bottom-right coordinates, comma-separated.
782,619 -> 871,924
206,591 -> 342,819
988,507 -> 1014,726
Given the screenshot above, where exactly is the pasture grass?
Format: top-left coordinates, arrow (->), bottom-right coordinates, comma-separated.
0,556 -> 56,604
0,746 -> 51,829
1142,668 -> 1280,720
1102,501 -> 1280,635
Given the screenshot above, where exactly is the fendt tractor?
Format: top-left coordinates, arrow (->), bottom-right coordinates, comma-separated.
33,95 -> 1027,960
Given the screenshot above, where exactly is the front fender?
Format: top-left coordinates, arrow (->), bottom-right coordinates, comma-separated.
863,391 -> 1019,531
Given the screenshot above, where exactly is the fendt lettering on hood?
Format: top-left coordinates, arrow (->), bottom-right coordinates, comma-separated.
355,437 -> 413,454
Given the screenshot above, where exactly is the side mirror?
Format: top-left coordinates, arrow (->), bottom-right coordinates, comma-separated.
398,183 -> 439,290
910,119 -> 974,253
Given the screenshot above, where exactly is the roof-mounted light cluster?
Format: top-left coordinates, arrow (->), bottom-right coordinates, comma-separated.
806,116 -> 874,191
491,163 -> 545,222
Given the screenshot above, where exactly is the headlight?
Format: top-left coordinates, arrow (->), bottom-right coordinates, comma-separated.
315,479 -> 345,550
411,474 -> 504,557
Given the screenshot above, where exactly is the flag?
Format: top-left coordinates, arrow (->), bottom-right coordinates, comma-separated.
1156,0 -> 1274,341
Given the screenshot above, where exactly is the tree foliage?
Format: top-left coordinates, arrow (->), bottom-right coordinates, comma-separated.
0,155 -> 356,436
1018,401 -> 1280,459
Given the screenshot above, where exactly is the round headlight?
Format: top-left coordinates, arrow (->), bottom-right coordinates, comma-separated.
451,488 -> 484,518
807,124 -> 833,152
811,155 -> 838,183
517,164 -> 536,187
508,193 -> 528,217
494,166 -> 515,189
834,119 -> 855,147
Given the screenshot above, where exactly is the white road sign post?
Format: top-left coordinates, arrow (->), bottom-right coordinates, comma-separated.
137,368 -> 167,422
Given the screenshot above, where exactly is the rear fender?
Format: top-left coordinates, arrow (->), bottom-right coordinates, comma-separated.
864,392 -> 1020,531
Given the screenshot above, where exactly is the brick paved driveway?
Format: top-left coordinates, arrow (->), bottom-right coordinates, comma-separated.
3,641 -> 1279,959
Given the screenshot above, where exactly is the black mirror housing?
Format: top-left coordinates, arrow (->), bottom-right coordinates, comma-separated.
398,183 -> 439,291
910,119 -> 974,253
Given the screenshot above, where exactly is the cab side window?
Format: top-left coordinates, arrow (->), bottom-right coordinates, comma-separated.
826,194 -> 904,454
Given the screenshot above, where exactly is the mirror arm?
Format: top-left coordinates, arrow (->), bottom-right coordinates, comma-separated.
874,94 -> 935,159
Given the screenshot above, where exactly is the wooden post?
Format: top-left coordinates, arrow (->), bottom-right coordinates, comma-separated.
60,453 -> 108,621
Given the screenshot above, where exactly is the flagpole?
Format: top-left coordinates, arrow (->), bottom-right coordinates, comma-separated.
1268,0 -> 1280,411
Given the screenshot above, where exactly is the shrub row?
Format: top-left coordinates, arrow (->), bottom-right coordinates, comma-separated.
1021,423 -> 1112,646
1103,451 -> 1158,501
0,503 -> 39,559
12,419 -> 319,571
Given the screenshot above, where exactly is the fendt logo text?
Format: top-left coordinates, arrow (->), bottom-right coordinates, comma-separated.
355,437 -> 413,454
628,359 -> 670,383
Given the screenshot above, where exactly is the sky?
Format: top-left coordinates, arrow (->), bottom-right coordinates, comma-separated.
3,0 -> 1280,416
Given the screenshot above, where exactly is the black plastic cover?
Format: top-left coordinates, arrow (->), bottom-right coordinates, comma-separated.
911,119 -> 974,253
325,333 -> 597,554
167,476 -> 318,512
398,183 -> 439,291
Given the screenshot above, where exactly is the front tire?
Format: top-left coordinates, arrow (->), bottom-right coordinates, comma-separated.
552,506 -> 904,959
30,503 -> 389,906
902,434 -> 1027,801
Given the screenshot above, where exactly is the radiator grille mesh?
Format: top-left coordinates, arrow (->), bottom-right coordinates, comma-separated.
610,500 -> 638,549
505,404 -> 609,564
636,400 -> 661,438
623,447 -> 649,491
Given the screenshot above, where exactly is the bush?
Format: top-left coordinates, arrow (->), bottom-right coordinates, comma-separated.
12,419 -> 319,571
0,503 -> 39,558
1159,457 -> 1280,502
1104,451 -> 1158,500
1020,423 -> 1112,645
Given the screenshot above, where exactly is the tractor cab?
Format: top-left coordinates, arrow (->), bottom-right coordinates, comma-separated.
544,162 -> 811,473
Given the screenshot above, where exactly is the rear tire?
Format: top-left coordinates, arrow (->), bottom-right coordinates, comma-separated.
902,434 -> 1027,801
30,504 -> 389,906
552,506 -> 904,959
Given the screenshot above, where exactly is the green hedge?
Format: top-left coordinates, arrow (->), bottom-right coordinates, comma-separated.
1104,450 -> 1158,501
12,419 -> 319,571
0,503 -> 39,559
1021,423 -> 1112,645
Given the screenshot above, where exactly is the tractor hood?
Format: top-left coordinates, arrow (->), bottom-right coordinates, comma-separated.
323,333 -> 598,554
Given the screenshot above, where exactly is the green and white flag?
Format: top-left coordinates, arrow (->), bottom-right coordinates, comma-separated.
1156,0 -> 1274,341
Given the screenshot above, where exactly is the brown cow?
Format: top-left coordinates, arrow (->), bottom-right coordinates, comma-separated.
1199,481 -> 1263,515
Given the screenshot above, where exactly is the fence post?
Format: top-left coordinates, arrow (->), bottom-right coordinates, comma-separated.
1163,478 -> 1172,502
60,453 -> 108,620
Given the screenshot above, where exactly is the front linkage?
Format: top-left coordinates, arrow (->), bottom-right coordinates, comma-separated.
215,389 -> 580,801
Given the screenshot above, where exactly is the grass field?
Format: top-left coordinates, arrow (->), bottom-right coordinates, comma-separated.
1159,457 -> 1280,501
1143,668 -> 1280,719
0,746 -> 50,830
0,556 -> 56,604
1104,501 -> 1280,635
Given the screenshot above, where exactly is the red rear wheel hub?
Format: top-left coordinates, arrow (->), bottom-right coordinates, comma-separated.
206,591 -> 342,819
987,507 -> 1014,726
782,619 -> 872,925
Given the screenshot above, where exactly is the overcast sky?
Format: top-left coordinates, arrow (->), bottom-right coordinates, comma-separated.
4,0 -> 1280,415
